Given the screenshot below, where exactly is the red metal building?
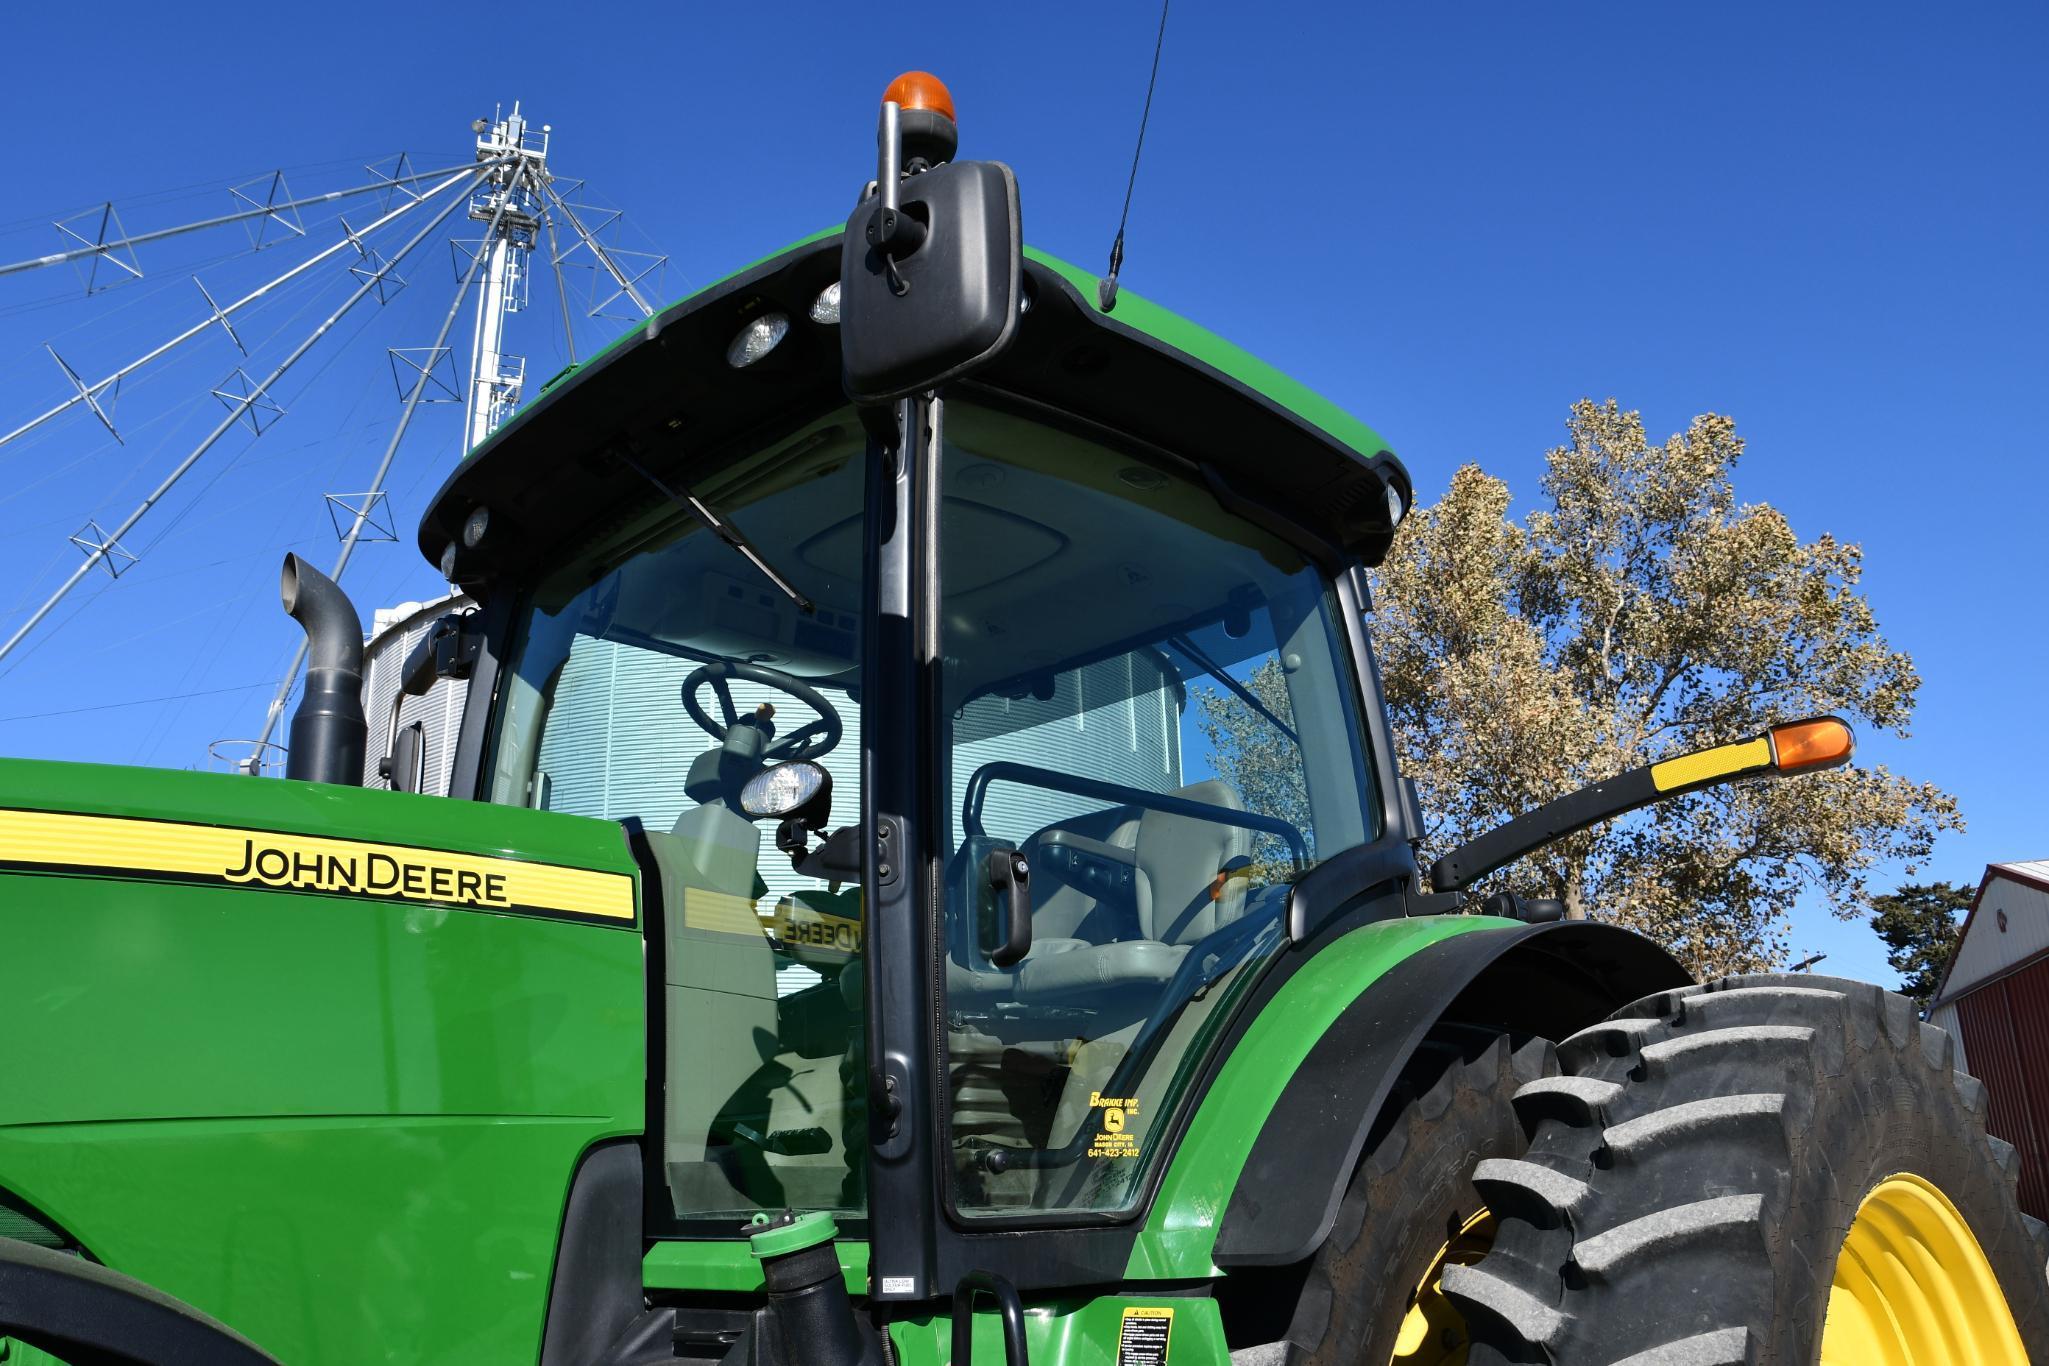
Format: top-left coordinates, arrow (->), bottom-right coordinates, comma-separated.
1929,860 -> 2049,1221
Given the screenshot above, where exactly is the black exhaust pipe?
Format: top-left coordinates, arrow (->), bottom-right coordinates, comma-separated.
280,554 -> 366,786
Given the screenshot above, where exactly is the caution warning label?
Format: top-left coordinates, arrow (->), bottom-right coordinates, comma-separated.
1116,1306 -> 1173,1366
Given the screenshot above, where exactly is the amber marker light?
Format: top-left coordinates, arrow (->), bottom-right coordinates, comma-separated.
883,70 -> 957,122
1769,716 -> 1855,774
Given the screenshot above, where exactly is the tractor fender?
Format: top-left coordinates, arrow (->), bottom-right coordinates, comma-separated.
0,1234 -> 282,1365
537,1139 -> 645,1366
1211,919 -> 1690,1267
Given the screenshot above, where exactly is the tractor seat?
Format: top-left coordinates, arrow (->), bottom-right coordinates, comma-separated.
1009,779 -> 1254,1010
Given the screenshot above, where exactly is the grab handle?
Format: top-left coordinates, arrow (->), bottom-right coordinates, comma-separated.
951,1270 -> 1028,1366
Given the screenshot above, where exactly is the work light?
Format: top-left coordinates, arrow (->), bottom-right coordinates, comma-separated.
726,312 -> 790,368
741,760 -> 829,820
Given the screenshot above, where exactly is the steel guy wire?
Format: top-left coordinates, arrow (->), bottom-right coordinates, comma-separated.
0,163 -> 493,668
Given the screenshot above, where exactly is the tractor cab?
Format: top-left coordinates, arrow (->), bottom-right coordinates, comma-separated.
401,69 -> 1417,1314
457,389 -> 1391,1226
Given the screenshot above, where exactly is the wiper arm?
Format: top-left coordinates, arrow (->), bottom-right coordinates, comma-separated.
616,448 -> 815,614
1167,635 -> 1299,747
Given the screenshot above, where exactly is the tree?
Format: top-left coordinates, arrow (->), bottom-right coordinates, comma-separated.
1194,659 -> 1310,877
1365,398 -> 1959,978
1870,880 -> 1971,1009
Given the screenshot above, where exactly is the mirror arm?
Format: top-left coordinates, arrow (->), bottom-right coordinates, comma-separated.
1429,768 -> 1663,895
794,824 -> 866,886
1429,716 -> 1854,894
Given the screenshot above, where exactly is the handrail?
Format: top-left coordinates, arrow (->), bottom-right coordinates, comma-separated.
951,1271 -> 1029,1366
960,760 -> 1309,866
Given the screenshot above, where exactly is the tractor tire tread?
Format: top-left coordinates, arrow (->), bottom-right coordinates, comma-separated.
1598,1327 -> 1753,1366
1444,972 -> 2049,1365
1287,1029 -> 1554,1365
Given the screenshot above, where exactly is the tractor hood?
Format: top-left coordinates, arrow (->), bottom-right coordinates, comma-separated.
0,756 -> 644,1363
418,233 -> 1412,591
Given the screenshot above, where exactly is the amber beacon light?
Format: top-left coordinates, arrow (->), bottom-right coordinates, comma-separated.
882,71 -> 956,122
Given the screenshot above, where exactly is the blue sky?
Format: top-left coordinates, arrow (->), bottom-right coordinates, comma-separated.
1,2 -> 2043,986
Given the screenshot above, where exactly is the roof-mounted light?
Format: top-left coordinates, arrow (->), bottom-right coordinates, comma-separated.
882,70 -> 959,168
882,70 -> 956,122
810,281 -> 841,326
726,311 -> 789,368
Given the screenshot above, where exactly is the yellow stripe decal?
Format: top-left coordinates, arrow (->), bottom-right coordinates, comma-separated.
0,809 -> 634,924
1650,736 -> 1774,793
677,886 -> 766,937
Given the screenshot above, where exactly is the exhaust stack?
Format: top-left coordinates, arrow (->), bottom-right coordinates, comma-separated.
280,554 -> 367,786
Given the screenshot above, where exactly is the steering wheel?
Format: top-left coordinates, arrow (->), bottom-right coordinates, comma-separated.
681,660 -> 844,763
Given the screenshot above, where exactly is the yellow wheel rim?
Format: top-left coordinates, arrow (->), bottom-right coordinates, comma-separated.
1820,1172 -> 2028,1365
1391,1207 -> 1492,1365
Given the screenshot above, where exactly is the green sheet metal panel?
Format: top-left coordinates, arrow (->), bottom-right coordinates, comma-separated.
0,760 -> 645,1365
1127,915 -> 1519,1280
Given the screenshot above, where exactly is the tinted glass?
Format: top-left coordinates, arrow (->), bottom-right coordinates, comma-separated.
490,411 -> 871,1219
935,402 -> 1377,1217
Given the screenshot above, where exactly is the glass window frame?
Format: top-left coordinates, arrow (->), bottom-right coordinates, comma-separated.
923,393 -> 1390,1232
474,418 -> 879,1242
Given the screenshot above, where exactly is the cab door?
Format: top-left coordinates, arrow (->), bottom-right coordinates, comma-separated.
863,396 -> 1390,1301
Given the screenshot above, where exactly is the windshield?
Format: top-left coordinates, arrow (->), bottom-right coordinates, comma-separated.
487,410 -> 872,1222
479,397 -> 1380,1229
935,401 -> 1378,1219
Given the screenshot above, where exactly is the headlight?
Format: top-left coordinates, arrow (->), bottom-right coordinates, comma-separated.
726,311 -> 790,368
741,760 -> 829,819
1385,483 -> 1405,528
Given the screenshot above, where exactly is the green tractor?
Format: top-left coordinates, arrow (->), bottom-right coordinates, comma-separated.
3,73 -> 2042,1366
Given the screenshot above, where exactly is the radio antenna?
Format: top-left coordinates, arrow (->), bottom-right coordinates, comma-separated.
1098,0 -> 1171,313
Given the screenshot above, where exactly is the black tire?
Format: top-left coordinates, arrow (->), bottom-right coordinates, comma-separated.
1441,973 -> 2049,1365
1288,1028 -> 1556,1365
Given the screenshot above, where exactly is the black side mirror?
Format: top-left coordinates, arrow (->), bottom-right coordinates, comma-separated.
380,720 -> 426,795
379,612 -> 482,794
839,90 -> 1022,403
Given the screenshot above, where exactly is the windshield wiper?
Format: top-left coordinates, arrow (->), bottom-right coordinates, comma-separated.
1166,634 -> 1299,747
616,448 -> 815,614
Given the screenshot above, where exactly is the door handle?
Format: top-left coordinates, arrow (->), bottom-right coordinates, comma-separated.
982,849 -> 1032,968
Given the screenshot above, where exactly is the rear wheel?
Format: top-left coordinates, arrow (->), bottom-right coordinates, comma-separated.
1289,1028 -> 1555,1365
1441,973 -> 2049,1365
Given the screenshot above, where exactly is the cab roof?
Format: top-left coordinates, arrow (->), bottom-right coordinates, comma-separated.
420,231 -> 1411,586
